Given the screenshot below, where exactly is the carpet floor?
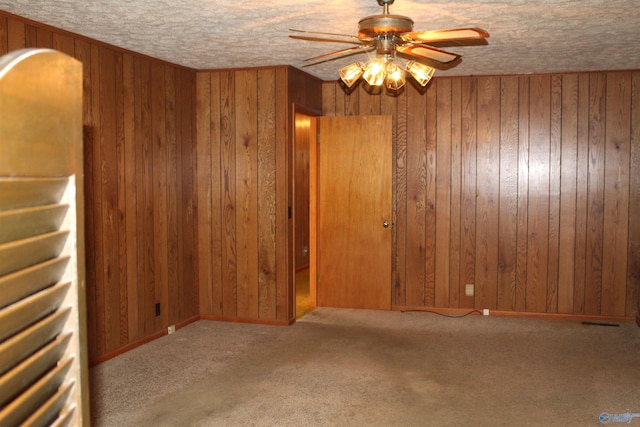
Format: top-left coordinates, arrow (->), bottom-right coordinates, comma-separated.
90,308 -> 640,426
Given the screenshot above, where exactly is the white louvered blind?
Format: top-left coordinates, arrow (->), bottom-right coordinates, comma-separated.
0,49 -> 89,426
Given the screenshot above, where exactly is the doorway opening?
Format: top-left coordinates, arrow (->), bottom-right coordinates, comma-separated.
293,110 -> 315,319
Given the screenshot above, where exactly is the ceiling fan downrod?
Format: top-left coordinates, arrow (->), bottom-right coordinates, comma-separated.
377,0 -> 395,15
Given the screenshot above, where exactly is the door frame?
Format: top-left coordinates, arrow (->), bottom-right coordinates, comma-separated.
291,105 -> 320,319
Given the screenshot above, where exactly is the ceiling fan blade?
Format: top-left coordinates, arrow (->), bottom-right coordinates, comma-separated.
302,47 -> 375,67
289,35 -> 363,46
396,44 -> 460,64
303,45 -> 371,62
289,28 -> 363,42
402,28 -> 489,43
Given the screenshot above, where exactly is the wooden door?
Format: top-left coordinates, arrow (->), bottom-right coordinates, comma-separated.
316,115 -> 392,310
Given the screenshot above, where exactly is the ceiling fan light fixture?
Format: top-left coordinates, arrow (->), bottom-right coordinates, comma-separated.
385,61 -> 406,90
362,57 -> 387,86
405,60 -> 435,87
339,62 -> 366,87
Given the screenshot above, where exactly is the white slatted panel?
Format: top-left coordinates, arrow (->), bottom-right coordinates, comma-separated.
0,178 -> 78,426
0,49 -> 88,426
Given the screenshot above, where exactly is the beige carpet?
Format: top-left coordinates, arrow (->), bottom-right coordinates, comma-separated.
296,268 -> 313,319
90,308 -> 640,426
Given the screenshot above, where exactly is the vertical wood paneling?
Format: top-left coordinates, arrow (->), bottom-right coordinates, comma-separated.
558,74 -> 579,313
547,75 -> 562,312
235,70 -> 259,319
459,77 -> 477,309
602,72 -> 630,315
276,67 -> 289,322
135,56 -> 156,337
425,84 -> 437,306
0,10 -> 201,362
526,75 -> 551,313
394,89 -> 408,306
53,32 -> 75,56
165,66 -> 180,323
573,74 -> 591,313
196,73 -> 214,313
209,72 -> 223,316
257,69 -> 277,320
151,62 -> 169,329
322,68 -> 638,319
405,84 -> 427,306
345,85 -> 359,115
435,79 -> 452,307
115,51 -> 128,345
98,46 -> 120,352
585,73 -> 606,314
220,71 -> 237,318
475,77 -> 500,310
122,53 -> 139,341
0,17 -> 5,54
515,77 -> 530,312
195,67 -> 320,323
628,72 -> 640,317
90,44 -> 105,356
498,76 -> 519,310
7,17 -> 25,51
449,79 -> 462,308
179,68 -> 198,319
322,82 -> 336,116
196,73 -> 213,314
35,27 -> 52,48
24,24 -> 36,47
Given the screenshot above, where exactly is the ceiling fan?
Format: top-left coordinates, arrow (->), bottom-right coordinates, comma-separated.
290,0 -> 489,91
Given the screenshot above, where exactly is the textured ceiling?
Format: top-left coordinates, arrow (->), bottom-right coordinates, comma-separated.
2,0 -> 640,81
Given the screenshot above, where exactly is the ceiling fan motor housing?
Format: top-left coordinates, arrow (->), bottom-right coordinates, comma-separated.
358,14 -> 414,38
358,14 -> 413,55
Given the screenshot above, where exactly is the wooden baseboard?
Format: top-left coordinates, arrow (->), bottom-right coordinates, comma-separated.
199,314 -> 294,326
89,315 -> 200,366
392,305 -> 635,323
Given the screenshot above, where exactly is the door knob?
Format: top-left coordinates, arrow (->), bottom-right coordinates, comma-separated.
383,220 -> 390,228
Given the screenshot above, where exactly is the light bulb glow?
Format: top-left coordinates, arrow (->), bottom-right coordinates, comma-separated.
339,62 -> 365,88
362,57 -> 386,86
405,61 -> 435,87
385,61 -> 406,90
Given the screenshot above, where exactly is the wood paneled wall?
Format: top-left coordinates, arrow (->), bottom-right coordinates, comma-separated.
323,73 -> 640,318
195,67 -> 322,324
0,12 -> 199,363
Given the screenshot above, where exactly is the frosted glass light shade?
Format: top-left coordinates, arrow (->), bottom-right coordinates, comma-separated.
339,62 -> 365,87
385,61 -> 406,90
362,58 -> 386,86
406,61 -> 435,87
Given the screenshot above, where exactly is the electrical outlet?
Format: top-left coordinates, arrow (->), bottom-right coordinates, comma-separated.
465,284 -> 474,297
168,325 -> 176,334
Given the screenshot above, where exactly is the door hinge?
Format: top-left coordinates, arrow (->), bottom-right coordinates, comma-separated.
288,206 -> 292,219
